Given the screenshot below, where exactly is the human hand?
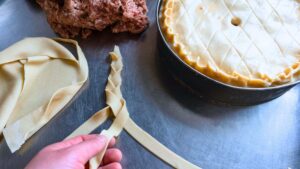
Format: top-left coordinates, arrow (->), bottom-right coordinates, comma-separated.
25,135 -> 122,169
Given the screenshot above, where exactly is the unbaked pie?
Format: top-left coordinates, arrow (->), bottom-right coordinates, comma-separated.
161,0 -> 300,87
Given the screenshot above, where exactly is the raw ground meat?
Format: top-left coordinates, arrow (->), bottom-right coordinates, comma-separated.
36,0 -> 149,38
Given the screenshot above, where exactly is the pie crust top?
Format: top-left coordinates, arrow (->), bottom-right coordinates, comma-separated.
161,0 -> 300,87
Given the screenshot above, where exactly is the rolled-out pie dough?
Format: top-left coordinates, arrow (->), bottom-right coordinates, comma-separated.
67,46 -> 201,169
0,37 -> 88,153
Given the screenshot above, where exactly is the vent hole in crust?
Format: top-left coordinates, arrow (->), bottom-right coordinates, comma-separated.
231,17 -> 241,26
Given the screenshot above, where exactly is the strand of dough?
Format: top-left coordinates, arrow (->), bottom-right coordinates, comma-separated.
67,46 -> 201,169
0,37 -> 88,153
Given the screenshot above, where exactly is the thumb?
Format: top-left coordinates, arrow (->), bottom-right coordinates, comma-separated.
65,135 -> 108,163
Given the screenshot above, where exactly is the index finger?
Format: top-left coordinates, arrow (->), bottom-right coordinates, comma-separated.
45,135 -> 99,151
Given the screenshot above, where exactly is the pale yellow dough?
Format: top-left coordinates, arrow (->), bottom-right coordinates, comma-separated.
161,0 -> 300,87
0,37 -> 201,168
0,37 -> 88,153
67,47 -> 201,169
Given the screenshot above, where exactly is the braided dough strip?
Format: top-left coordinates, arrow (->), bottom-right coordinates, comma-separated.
67,46 -> 201,169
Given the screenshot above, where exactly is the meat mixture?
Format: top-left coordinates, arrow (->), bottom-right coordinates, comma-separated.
36,0 -> 149,38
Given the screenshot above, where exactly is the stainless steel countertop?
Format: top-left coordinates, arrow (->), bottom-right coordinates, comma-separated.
0,1 -> 299,169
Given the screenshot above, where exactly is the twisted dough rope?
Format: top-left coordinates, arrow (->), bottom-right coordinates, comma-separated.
67,46 -> 201,169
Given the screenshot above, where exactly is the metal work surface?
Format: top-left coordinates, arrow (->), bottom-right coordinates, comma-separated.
0,1 -> 299,169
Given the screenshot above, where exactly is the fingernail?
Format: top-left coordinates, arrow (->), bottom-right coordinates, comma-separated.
96,135 -> 107,143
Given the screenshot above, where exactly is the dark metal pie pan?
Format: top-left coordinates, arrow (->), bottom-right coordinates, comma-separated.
156,0 -> 300,105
